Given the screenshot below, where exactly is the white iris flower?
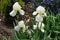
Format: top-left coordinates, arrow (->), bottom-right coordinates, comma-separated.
32,6 -> 47,22
14,20 -> 26,32
9,2 -> 25,17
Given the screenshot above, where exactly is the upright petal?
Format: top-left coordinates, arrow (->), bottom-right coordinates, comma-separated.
13,2 -> 22,11
36,6 -> 45,14
18,20 -> 25,27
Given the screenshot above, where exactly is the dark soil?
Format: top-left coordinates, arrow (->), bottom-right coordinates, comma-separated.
0,12 -> 13,38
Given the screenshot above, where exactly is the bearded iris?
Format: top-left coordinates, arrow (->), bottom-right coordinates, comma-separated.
9,2 -> 25,17
32,6 -> 47,32
33,6 -> 47,22
14,20 -> 26,32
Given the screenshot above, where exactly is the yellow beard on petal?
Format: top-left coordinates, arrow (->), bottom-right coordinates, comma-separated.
38,11 -> 44,16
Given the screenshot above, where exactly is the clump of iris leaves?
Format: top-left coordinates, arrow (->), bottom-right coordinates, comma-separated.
1,0 -> 60,40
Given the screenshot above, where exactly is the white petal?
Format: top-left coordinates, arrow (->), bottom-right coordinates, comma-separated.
13,2 -> 22,11
14,26 -> 20,31
41,28 -> 44,32
44,13 -> 47,16
18,20 -> 24,24
41,23 -> 44,28
33,25 -> 37,30
35,14 -> 43,22
18,20 -> 25,27
36,6 -> 45,14
19,10 -> 25,15
41,23 -> 45,32
9,10 -> 17,17
32,11 -> 37,15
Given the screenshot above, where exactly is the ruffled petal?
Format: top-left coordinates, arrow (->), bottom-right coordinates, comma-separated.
36,6 -> 45,14
13,2 -> 22,11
